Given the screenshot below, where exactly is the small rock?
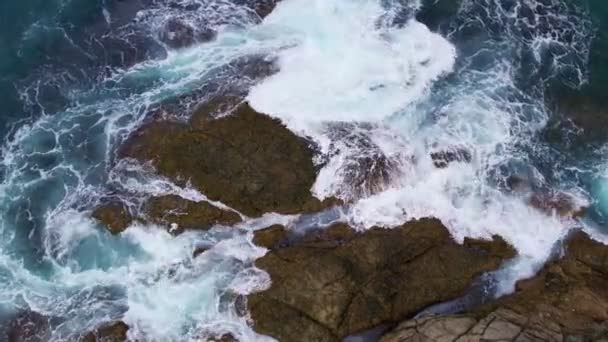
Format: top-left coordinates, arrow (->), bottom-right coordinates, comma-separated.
120,102 -> 323,217
248,218 -> 515,341
81,321 -> 129,342
193,245 -> 210,258
160,18 -> 195,49
381,230 -> 608,341
145,195 -> 241,233
253,225 -> 288,249
92,201 -> 133,234
430,147 -> 472,168
529,190 -> 587,218
6,310 -> 50,342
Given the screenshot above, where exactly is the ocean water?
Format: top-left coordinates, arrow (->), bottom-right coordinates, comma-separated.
0,0 -> 606,340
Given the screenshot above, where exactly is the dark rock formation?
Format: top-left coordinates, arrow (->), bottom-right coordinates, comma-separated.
324,123 -> 407,199
252,222 -> 356,250
81,321 -> 129,342
248,218 -> 515,341
206,333 -> 238,342
528,190 -> 586,218
253,225 -> 288,250
91,201 -> 133,234
504,175 -> 587,218
159,18 -> 216,49
233,0 -> 282,19
416,0 -> 463,31
160,18 -> 196,48
145,195 -> 241,232
430,147 -> 472,168
6,310 -> 50,342
120,102 -> 324,217
381,230 -> 608,341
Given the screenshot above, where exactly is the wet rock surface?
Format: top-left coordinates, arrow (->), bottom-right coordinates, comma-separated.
145,195 -> 241,232
92,201 -> 133,234
120,102 -> 324,217
430,147 -> 472,168
252,222 -> 357,250
381,230 -> 608,341
253,224 -> 288,250
248,218 -> 515,342
233,0 -> 282,19
159,18 -> 216,49
81,321 -> 129,342
324,123 -> 408,199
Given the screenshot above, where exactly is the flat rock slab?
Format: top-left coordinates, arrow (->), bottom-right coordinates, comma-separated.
120,102 -> 325,217
248,218 -> 515,341
381,230 -> 608,342
145,195 -> 241,232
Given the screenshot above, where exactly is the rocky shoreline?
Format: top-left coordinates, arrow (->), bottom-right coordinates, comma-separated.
6,93 -> 608,341
88,100 -> 606,341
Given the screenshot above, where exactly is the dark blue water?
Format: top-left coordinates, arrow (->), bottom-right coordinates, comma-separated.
0,0 -> 607,340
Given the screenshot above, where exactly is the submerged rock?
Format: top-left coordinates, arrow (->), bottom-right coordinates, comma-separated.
206,333 -> 238,342
91,201 -> 133,234
506,175 -> 587,219
430,147 -> 472,168
145,195 -> 241,233
159,18 -> 216,49
232,0 -> 282,19
6,310 -> 51,342
324,122 -> 408,199
381,230 -> 608,341
120,102 -> 324,217
546,87 -> 608,143
416,0 -> 463,31
248,218 -> 515,341
81,321 -> 129,342
528,189 -> 587,218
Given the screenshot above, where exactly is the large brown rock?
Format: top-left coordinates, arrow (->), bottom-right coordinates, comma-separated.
145,195 -> 241,232
120,103 -> 324,217
381,230 -> 608,341
248,218 -> 515,341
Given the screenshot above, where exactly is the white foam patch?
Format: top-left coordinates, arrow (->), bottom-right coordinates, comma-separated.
248,0 -> 456,129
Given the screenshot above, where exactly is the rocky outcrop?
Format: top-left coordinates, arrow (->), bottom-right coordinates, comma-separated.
430,147 -> 472,168
247,218 -> 515,341
505,175 -> 587,219
323,123 -> 407,199
120,102 -> 326,217
145,195 -> 241,232
92,195 -> 241,235
92,201 -> 133,234
381,230 -> 608,341
159,18 -> 217,49
253,225 -> 288,250
81,321 -> 128,342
